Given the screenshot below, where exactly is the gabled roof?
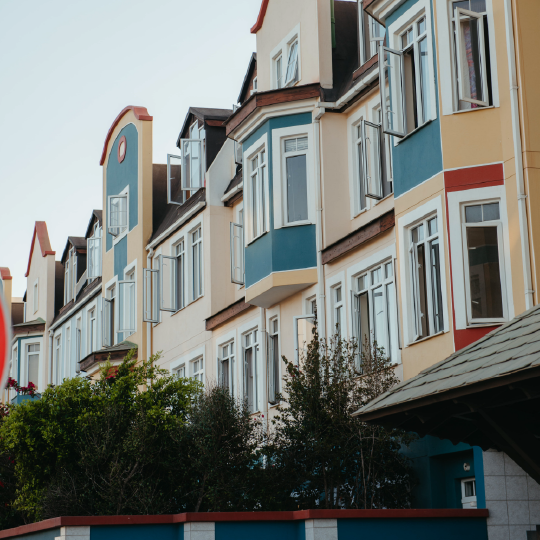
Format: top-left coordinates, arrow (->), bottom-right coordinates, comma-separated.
176,107 -> 233,146
251,0 -> 269,33
355,303 -> 540,421
84,210 -> 103,239
238,53 -> 257,104
99,106 -> 152,166
61,237 -> 87,264
25,222 -> 55,278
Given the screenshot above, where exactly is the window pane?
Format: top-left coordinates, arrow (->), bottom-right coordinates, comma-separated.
357,275 -> 367,291
469,0 -> 486,12
385,262 -> 393,279
221,358 -> 229,389
286,154 -> 308,222
428,217 -> 438,236
28,353 -> 39,388
465,205 -> 482,223
382,47 -> 405,136
430,239 -> 444,333
467,226 -> 503,318
385,282 -> 398,362
419,37 -> 430,124
285,139 -> 297,152
371,267 -> 382,285
417,243 -> 430,337
335,286 -> 342,303
355,292 -> 370,367
417,17 -> 426,34
373,286 -> 386,350
297,137 -> 308,151
482,202 -> 499,221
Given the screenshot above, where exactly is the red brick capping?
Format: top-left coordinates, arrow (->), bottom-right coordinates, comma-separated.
99,106 -> 153,166
0,268 -> 12,281
0,509 -> 489,538
25,222 -> 55,277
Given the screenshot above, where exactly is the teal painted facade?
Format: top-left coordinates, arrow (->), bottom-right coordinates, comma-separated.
113,236 -> 128,280
105,124 -> 139,252
216,521 -> 305,540
386,0 -> 443,198
243,113 -> 317,289
91,524 -> 182,540
402,436 -> 485,509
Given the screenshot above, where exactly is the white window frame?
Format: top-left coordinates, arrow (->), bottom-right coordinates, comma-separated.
72,248 -> 78,300
250,77 -> 258,96
159,253 -> 177,312
25,341 -> 41,390
272,124 -> 315,229
325,271 -> 346,340
167,152 -> 184,205
118,261 -> 136,335
75,317 -> 82,365
174,363 -> 186,378
358,1 -> 385,65
190,225 -> 203,302
243,133 -> 270,243
87,227 -> 102,281
461,478 -> 477,508
230,222 -> 244,285
170,346 -> 205,383
218,340 -> 235,396
174,238 -> 186,311
398,196 -> 450,346
332,284 -> 344,338
65,325 -> 71,379
347,244 -> 401,365
179,120 -> 205,192
242,327 -> 260,414
270,24 -> 301,90
436,0 -> 499,115
143,266 -> 159,324
267,316 -> 280,405
33,279 -> 38,314
447,185 -> 513,329
382,0 -> 437,139
54,334 -> 62,386
108,186 -> 129,243
191,356 -> 204,383
64,257 -> 71,304
87,303 -> 98,356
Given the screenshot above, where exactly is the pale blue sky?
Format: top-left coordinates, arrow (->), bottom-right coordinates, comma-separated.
0,0 -> 258,297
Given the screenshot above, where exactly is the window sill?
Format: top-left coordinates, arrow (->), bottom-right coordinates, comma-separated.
282,220 -> 313,228
268,402 -> 280,409
407,330 -> 446,347
373,192 -> 394,206
465,321 -> 504,328
452,105 -> 495,115
111,230 -> 128,246
171,294 -> 204,317
352,207 -> 368,220
395,119 -> 433,145
247,230 -> 268,246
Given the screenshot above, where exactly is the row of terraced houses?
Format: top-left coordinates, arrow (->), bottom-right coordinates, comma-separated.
3,0 -> 540,538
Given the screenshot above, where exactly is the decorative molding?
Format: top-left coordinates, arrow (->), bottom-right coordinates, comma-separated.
117,135 -> 127,163
321,210 -> 395,265
205,298 -> 254,331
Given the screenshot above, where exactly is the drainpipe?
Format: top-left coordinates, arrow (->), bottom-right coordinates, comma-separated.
146,248 -> 154,361
314,106 -> 327,339
503,0 -> 534,310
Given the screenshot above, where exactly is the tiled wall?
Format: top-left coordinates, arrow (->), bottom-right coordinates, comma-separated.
484,450 -> 540,540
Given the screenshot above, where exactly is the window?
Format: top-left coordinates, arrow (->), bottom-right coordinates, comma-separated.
64,258 -> 71,304
275,54 -> 284,89
332,285 -> 343,336
191,228 -> 203,300
249,149 -> 267,239
180,121 -> 205,192
219,342 -> 235,394
27,343 -> 39,389
167,153 -> 184,205
352,261 -> 399,368
462,202 -> 505,322
176,241 -> 186,309
354,120 -> 384,207
284,40 -> 299,86
284,137 -> 309,223
409,216 -> 444,340
143,265 -> 159,324
160,253 -> 177,312
452,0 -> 492,110
294,314 -> 316,365
103,286 -> 115,346
76,318 -> 82,364
380,14 -> 432,137
268,318 -> 280,405
33,280 -> 38,313
119,271 -> 136,334
88,308 -> 97,354
87,227 -> 102,280
54,337 -> 62,385
191,357 -> 204,383
72,249 -> 78,298
250,77 -> 258,96
65,330 -> 71,377
461,478 -> 477,508
358,1 -> 384,64
175,364 -> 186,378
243,330 -> 259,413
230,222 -> 244,285
108,192 -> 128,237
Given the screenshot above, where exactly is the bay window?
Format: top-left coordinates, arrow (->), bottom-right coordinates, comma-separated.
410,216 -> 444,340
352,261 -> 399,368
219,342 -> 235,394
243,329 -> 259,413
462,202 -> 505,322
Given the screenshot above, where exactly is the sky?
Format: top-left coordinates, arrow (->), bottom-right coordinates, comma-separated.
0,0 -> 259,297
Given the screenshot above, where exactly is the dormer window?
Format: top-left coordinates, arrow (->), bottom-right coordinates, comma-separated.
271,25 -> 301,90
87,225 -> 102,280
284,40 -> 299,86
358,1 -> 384,65
250,77 -> 258,96
178,121 -> 205,193
64,247 -> 78,304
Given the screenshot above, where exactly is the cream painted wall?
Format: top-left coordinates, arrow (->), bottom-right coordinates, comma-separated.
255,0 -> 332,92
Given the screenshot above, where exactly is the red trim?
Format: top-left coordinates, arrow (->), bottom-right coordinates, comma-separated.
251,0 -> 269,33
25,222 -> 55,278
0,509 -> 490,538
454,326 -> 499,351
99,106 -> 152,166
444,163 -> 504,191
0,268 -> 12,281
117,135 -> 127,164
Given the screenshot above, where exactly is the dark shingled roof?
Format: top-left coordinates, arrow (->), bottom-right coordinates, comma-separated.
85,210 -> 103,239
224,168 -> 243,197
61,237 -> 87,263
51,277 -> 102,327
238,53 -> 257,104
177,107 -> 233,144
148,188 -> 206,246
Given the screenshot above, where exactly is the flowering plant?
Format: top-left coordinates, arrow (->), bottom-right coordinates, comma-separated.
5,378 -> 37,398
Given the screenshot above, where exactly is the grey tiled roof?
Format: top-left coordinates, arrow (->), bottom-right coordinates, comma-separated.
355,304 -> 540,418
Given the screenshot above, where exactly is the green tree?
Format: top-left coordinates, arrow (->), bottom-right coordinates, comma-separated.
267,328 -> 415,509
